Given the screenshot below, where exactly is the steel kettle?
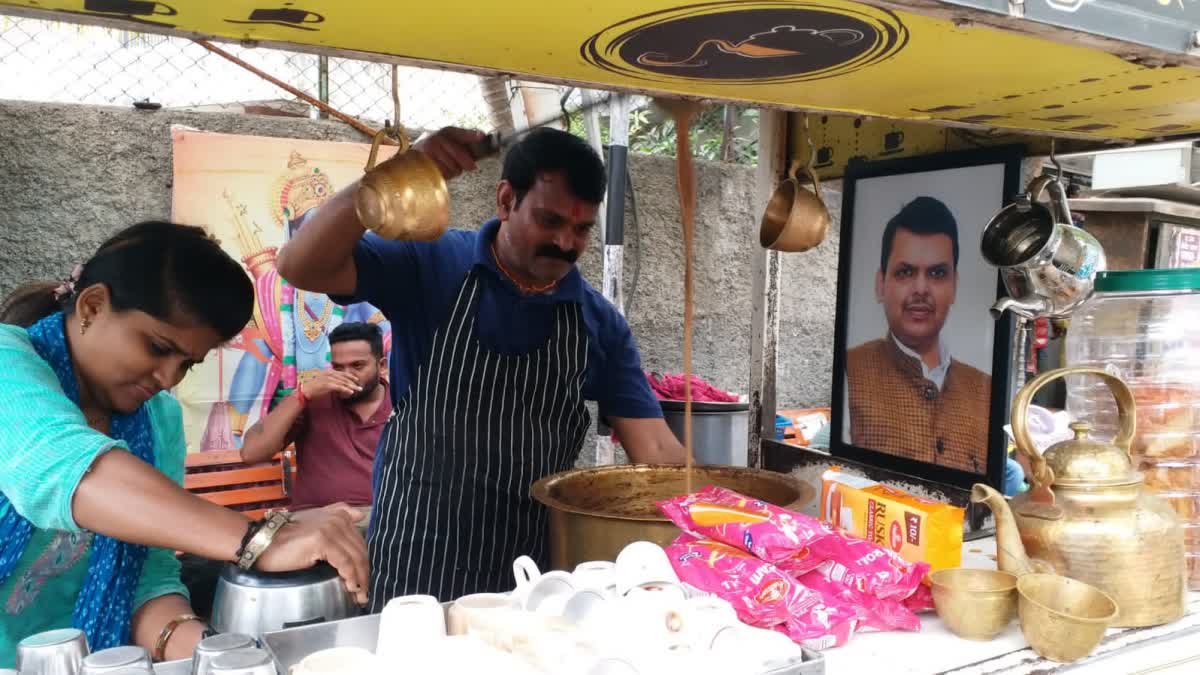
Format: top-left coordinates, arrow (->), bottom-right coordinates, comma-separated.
982,174 -> 1105,319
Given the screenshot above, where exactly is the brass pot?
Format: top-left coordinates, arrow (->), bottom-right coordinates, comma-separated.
971,366 -> 1187,628
353,124 -> 450,241
531,464 -> 813,571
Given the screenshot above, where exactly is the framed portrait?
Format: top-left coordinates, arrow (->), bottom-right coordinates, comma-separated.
830,146 -> 1024,490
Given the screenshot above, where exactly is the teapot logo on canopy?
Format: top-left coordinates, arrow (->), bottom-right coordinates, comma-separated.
582,1 -> 908,84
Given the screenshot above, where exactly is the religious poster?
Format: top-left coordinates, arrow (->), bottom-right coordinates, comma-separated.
170,128 -> 396,453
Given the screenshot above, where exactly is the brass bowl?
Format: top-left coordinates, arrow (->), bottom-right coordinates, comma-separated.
930,568 -> 1018,640
1018,574 -> 1117,663
531,464 -> 812,571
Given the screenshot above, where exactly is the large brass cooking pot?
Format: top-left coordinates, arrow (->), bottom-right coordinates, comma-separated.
531,464 -> 813,571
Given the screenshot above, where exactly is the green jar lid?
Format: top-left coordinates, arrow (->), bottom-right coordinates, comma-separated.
1095,269 -> 1200,293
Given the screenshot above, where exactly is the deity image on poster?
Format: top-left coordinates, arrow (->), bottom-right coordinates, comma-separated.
171,129 -> 396,452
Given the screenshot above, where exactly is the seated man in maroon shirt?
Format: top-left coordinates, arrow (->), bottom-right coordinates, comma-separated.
240,322 -> 390,519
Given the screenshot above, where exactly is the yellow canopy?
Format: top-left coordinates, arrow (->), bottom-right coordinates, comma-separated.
4,0 -> 1198,150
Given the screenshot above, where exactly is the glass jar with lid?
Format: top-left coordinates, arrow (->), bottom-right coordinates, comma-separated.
1065,268 -> 1200,588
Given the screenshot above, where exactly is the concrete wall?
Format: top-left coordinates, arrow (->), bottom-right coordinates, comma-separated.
0,100 -> 841,412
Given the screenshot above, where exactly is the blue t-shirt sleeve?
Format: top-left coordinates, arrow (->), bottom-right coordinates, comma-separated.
595,312 -> 662,420
330,233 -> 420,316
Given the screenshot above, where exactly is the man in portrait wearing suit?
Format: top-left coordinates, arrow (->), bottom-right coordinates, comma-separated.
843,196 -> 991,474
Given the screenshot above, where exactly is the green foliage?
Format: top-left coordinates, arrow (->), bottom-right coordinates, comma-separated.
567,103 -> 758,165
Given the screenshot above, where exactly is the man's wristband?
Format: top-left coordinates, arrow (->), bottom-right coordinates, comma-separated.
235,511 -> 292,571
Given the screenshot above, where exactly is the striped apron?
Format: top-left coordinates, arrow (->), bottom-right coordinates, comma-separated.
367,269 -> 591,608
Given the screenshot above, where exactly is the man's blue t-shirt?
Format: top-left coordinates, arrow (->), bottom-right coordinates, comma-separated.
333,219 -> 662,424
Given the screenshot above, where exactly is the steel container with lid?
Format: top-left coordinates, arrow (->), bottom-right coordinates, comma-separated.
1065,268 -> 1200,588
210,562 -> 356,638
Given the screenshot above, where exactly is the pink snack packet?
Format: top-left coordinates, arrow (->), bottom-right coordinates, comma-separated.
658,485 -> 833,567
779,529 -> 930,602
904,581 -> 935,614
665,533 -> 858,645
658,485 -> 929,602
798,561 -> 921,632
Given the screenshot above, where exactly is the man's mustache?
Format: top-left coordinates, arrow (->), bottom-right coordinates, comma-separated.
535,245 -> 579,263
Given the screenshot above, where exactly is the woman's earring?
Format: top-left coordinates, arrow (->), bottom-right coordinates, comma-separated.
80,318 -> 91,335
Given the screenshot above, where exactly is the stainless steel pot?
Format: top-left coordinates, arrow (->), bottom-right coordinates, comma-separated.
660,400 -> 749,466
210,563 -> 356,639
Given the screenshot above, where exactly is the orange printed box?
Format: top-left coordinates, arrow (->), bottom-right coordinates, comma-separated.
820,467 -> 963,573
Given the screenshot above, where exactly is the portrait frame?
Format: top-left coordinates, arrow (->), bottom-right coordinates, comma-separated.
830,145 -> 1024,490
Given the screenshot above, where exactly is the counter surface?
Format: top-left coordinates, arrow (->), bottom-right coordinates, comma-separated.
825,537 -> 1200,675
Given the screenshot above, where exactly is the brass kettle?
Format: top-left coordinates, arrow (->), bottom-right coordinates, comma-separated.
971,366 -> 1186,628
353,123 -> 450,241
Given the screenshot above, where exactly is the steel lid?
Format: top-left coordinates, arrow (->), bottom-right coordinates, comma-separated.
219,561 -> 339,589
82,646 -> 147,668
659,400 -> 749,413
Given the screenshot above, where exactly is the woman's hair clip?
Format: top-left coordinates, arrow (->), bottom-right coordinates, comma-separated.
52,264 -> 84,301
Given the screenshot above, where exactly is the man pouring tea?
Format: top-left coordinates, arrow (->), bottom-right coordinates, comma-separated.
278,126 -> 684,608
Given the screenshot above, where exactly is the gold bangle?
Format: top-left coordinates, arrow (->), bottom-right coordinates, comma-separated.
236,510 -> 292,571
154,613 -> 201,662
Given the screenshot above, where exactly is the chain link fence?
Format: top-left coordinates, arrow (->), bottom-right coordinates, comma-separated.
0,14 -> 757,164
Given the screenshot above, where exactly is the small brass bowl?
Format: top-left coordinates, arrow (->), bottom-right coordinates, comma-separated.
1018,574 -> 1117,663
931,568 -> 1018,640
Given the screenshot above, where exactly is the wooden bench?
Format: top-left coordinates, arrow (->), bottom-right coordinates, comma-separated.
184,448 -> 294,520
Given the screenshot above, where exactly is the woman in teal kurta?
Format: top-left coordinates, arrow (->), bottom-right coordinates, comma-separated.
0,222 -> 369,666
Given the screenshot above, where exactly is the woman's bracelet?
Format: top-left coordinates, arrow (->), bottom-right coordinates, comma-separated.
153,613 -> 204,662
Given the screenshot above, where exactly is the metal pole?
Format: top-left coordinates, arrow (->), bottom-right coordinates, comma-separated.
593,93 -> 632,466
317,55 -> 329,119
747,110 -> 788,468
604,94 -> 631,317
581,89 -> 608,244
582,89 -> 618,466
721,104 -> 736,162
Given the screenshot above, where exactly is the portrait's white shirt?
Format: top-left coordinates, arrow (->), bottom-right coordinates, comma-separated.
840,335 -> 951,444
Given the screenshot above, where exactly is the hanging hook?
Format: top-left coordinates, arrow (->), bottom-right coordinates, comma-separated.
1049,138 -> 1063,181
390,64 -> 401,137
803,113 -> 817,171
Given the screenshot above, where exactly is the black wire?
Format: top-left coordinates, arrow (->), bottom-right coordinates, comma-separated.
559,87 -> 576,130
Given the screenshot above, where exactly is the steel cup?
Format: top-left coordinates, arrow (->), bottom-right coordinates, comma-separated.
16,628 -> 89,675
192,633 -> 257,675
206,647 -> 275,675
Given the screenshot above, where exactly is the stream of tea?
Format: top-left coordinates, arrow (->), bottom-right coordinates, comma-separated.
669,101 -> 702,496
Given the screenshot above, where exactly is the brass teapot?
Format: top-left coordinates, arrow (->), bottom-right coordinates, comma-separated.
971,366 -> 1186,628
353,123 -> 450,241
